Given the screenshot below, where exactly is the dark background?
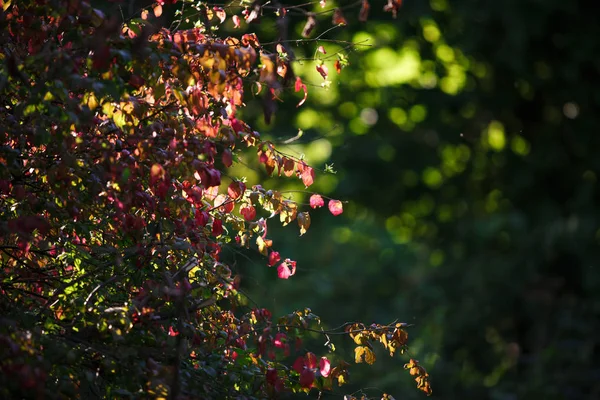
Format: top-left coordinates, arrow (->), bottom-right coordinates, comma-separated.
104,0 -> 600,398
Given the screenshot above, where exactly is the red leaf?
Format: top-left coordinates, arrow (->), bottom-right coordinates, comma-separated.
222,148 -> 233,167
268,251 -> 281,267
277,262 -> 291,279
274,332 -> 287,348
228,181 -> 246,199
309,194 -> 324,208
299,369 -> 315,389
359,0 -> 370,21
212,219 -> 223,236
294,77 -> 308,107
168,326 -> 179,336
320,357 -> 331,377
305,352 -> 318,369
293,356 -> 305,373
240,205 -> 256,221
301,166 -> 315,187
285,259 -> 297,275
266,368 -> 278,385
332,8 -> 347,25
328,199 -> 343,216
215,194 -> 234,213
316,63 -> 328,80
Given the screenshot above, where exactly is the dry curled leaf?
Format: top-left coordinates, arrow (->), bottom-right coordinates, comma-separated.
302,13 -> 317,37
359,0 -> 370,22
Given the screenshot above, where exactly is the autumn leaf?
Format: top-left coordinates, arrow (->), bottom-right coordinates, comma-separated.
277,262 -> 291,279
232,15 -> 241,28
316,63 -> 329,80
383,0 -> 403,18
282,157 -> 296,177
228,181 -> 246,199
297,212 -> 311,236
213,7 -> 226,23
212,219 -> 224,236
359,0 -> 370,22
320,357 -> 331,377
328,199 -> 343,216
301,165 -> 315,187
153,4 -> 162,17
240,205 -> 256,221
354,345 -> 376,364
214,194 -> 234,213
268,251 -> 281,267
332,8 -> 347,25
302,13 -> 317,37
299,369 -> 315,388
309,194 -> 325,208
294,77 -> 308,107
222,148 -> 233,167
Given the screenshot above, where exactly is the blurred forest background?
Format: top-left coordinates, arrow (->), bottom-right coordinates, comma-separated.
106,0 -> 600,398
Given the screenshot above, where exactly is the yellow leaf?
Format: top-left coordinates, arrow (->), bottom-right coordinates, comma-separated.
256,236 -> 269,256
354,346 -> 366,363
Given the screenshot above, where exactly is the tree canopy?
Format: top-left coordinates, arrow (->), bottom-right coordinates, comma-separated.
0,0 -> 429,399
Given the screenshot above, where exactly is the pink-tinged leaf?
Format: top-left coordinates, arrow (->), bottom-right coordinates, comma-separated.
293,356 -> 305,373
317,45 -> 326,54
320,0 -> 326,7
302,13 -> 317,37
299,369 -> 315,389
277,262 -> 291,279
168,326 -> 179,336
141,9 -> 149,20
309,194 -> 325,208
240,205 -> 256,221
232,15 -> 241,28
305,352 -> 318,369
294,77 -> 308,107
214,194 -> 234,213
285,259 -> 297,275
274,332 -> 287,348
301,166 -> 315,187
328,199 -> 343,216
228,181 -> 246,199
316,63 -> 328,80
319,357 -> 331,377
222,148 -> 233,167
268,251 -> 281,267
213,7 -> 226,23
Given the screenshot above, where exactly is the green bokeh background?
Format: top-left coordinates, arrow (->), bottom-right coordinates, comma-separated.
232,0 -> 600,398
97,0 -> 600,397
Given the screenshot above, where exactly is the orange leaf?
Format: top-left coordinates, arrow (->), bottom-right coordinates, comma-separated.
153,4 -> 162,17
